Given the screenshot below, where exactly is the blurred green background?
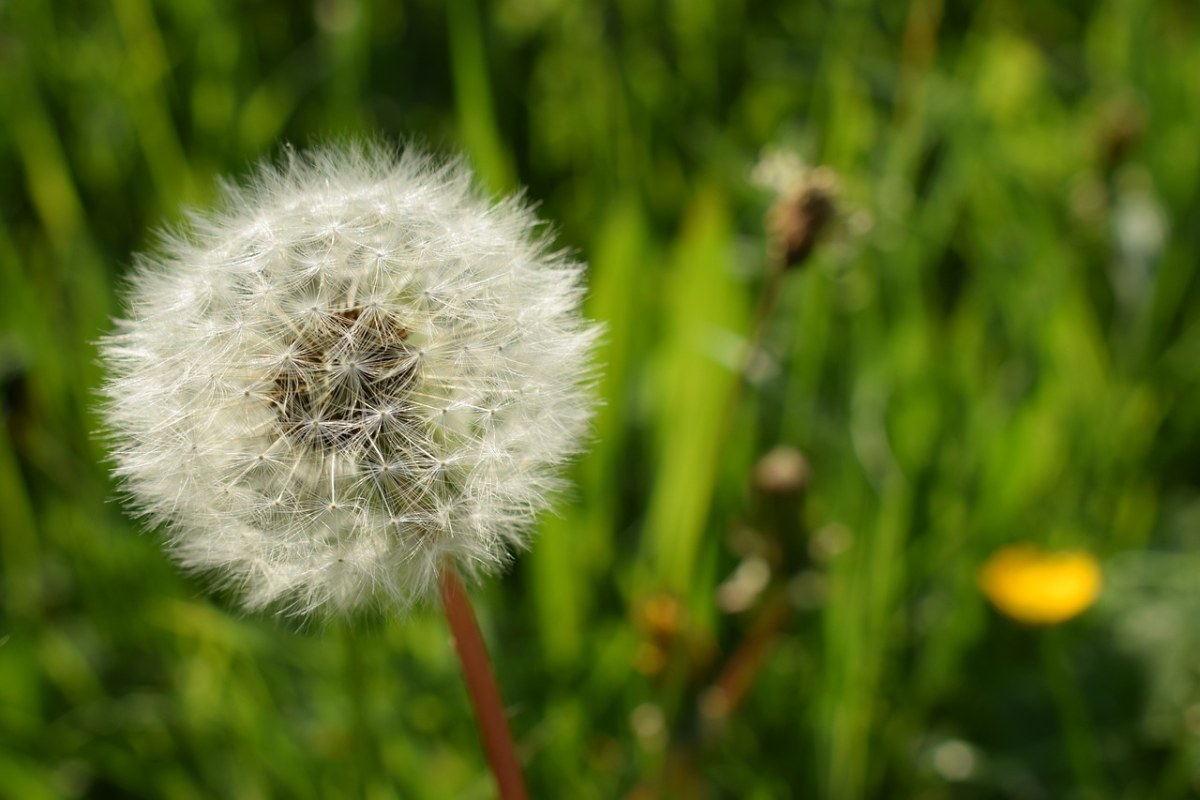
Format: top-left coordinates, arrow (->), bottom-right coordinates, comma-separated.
2,0 -> 1200,797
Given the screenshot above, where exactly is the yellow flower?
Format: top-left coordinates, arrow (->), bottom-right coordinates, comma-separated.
978,545 -> 1102,625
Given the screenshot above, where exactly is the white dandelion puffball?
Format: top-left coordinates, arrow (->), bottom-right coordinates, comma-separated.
101,144 -> 599,617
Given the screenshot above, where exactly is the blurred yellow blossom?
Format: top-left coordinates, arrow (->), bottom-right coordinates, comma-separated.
978,545 -> 1102,625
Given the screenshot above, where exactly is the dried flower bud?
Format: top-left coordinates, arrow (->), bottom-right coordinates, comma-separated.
635,592 -> 684,640
1094,92 -> 1147,169
751,445 -> 811,500
101,143 -> 600,618
767,167 -> 838,270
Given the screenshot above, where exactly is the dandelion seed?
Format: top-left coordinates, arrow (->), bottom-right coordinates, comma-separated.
101,143 -> 600,619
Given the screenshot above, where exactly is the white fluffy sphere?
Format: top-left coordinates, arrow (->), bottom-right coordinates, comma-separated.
101,144 -> 599,617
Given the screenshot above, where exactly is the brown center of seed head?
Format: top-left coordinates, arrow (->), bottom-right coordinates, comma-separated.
270,307 -> 419,451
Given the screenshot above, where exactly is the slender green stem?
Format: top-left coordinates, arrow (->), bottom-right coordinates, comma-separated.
715,262 -> 788,452
1041,629 -> 1108,794
440,568 -> 528,800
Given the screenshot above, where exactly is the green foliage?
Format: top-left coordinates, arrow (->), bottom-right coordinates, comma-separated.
2,0 -> 1199,796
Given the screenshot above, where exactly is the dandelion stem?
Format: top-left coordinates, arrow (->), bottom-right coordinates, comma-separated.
718,261 -> 787,449
440,567 -> 528,800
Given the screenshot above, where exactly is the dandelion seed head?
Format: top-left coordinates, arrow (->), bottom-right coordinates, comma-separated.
101,143 -> 600,618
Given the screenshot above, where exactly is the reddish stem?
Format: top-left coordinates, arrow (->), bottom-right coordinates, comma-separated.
439,568 -> 529,800
703,589 -> 793,725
